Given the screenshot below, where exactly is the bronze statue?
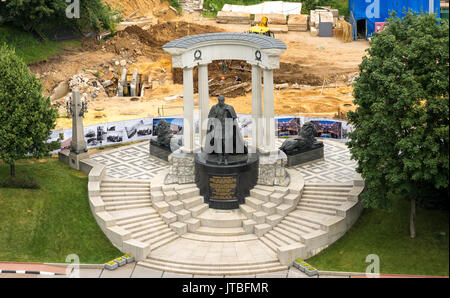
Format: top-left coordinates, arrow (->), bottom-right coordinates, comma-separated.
205,95 -> 247,165
280,122 -> 323,155
152,119 -> 182,151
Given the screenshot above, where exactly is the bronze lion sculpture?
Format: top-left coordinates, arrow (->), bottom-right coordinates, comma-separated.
280,122 -> 323,155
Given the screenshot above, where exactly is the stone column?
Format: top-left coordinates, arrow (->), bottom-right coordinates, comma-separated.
70,89 -> 87,154
198,63 -> 210,148
251,64 -> 263,150
183,67 -> 194,152
263,68 -> 275,151
68,88 -> 89,170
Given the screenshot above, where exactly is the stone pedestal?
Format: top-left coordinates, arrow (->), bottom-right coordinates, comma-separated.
149,140 -> 172,161
257,150 -> 290,186
69,151 -> 89,171
164,149 -> 196,184
285,146 -> 324,167
195,151 -> 259,210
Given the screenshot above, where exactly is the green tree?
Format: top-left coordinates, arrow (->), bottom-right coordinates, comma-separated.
301,0 -> 318,14
347,12 -> 449,238
0,45 -> 59,177
0,0 -> 118,32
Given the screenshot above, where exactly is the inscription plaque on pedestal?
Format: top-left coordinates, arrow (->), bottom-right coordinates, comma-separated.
209,175 -> 238,201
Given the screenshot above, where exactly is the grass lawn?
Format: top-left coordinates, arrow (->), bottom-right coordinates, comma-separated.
308,196 -> 449,276
0,158 -> 122,264
0,26 -> 81,64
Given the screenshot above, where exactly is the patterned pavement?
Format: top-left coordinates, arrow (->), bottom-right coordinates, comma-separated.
292,139 -> 357,183
90,141 -> 168,180
90,139 -> 356,183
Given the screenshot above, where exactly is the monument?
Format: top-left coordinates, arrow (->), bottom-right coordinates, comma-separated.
149,119 -> 182,161
67,89 -> 89,170
196,95 -> 258,209
162,32 -> 290,208
204,95 -> 248,165
280,122 -> 324,166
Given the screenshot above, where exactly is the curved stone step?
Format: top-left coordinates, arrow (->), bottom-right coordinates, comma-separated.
302,190 -> 349,197
277,222 -> 309,238
150,234 -> 179,250
298,202 -> 340,212
284,214 -> 321,230
101,183 -> 150,189
181,233 -> 258,242
111,208 -> 156,223
101,195 -> 151,202
266,230 -> 296,246
136,227 -> 175,244
104,199 -> 151,207
124,221 -> 165,234
304,183 -> 353,188
101,187 -> 151,193
296,206 -> 337,216
118,214 -> 161,229
264,232 -> 288,247
197,209 -> 246,228
133,225 -> 170,240
246,196 -> 264,210
260,236 -> 279,252
104,202 -> 152,212
195,226 -> 246,236
189,203 -> 208,217
300,198 -> 342,207
280,219 -> 313,234
183,196 -> 204,209
272,226 -> 302,242
139,259 -> 286,276
303,187 -> 352,193
100,191 -> 151,197
102,178 -> 152,184
301,194 -> 348,202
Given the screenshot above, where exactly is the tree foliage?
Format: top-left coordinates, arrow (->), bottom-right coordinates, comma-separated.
0,44 -> 59,175
347,12 -> 449,210
0,0 -> 118,32
301,0 -> 318,14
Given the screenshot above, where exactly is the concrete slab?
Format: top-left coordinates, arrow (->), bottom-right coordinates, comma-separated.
100,263 -> 135,278
131,265 -> 163,278
255,270 -> 288,278
162,272 -> 193,278
76,268 -> 103,278
287,267 -> 317,278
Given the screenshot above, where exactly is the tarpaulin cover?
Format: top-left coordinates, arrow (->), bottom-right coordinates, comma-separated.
349,0 -> 441,39
222,1 -> 302,15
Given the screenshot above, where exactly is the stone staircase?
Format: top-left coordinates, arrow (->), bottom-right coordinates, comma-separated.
101,178 -> 152,212
89,163 -> 364,274
259,183 -> 355,254
179,0 -> 203,13
89,169 -> 180,259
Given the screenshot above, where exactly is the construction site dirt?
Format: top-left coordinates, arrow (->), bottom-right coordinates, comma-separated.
28,4 -> 369,130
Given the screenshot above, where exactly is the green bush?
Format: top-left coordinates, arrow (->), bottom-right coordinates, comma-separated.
0,0 -> 119,33
0,176 -> 40,189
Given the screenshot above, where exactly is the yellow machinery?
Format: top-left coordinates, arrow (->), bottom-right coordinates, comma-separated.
248,16 -> 275,38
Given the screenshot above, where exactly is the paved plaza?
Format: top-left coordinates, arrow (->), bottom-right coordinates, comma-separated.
90,138 -> 357,183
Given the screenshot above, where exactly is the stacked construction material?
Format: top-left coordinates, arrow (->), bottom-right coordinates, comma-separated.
287,14 -> 309,31
254,13 -> 287,25
309,9 -> 334,37
216,11 -> 251,24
